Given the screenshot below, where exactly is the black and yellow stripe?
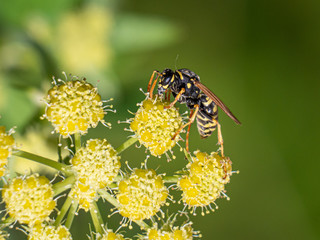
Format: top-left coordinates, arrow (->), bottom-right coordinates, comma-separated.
196,109 -> 218,138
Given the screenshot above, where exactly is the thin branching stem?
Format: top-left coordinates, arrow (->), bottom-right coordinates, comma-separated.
116,137 -> 138,154
12,150 -> 73,176
53,175 -> 76,196
65,200 -> 78,229
54,197 -> 72,227
90,201 -> 104,235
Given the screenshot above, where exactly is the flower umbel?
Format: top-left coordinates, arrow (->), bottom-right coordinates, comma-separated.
130,98 -> 183,157
43,77 -> 108,137
145,223 -> 196,240
71,138 -> 120,190
2,174 -> 56,226
117,169 -> 168,221
0,126 -> 15,177
28,223 -> 72,240
178,151 -> 233,214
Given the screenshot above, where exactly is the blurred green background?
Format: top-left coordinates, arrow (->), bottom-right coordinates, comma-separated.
0,0 -> 319,239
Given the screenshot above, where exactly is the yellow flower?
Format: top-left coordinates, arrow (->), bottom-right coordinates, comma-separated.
2,174 -> 56,226
146,223 -> 197,240
130,98 -> 182,157
43,77 -> 109,137
71,139 -> 120,190
28,223 -> 72,240
117,169 -> 168,221
0,126 -> 15,177
178,151 -> 233,214
69,181 -> 96,212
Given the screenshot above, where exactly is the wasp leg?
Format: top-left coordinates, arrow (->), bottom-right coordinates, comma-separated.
165,89 -> 172,101
148,70 -> 160,99
211,118 -> 224,157
172,104 -> 199,141
186,109 -> 194,152
165,88 -> 185,109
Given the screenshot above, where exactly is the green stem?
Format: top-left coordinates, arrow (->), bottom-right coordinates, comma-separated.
90,201 -> 104,235
53,175 -> 76,196
13,150 -> 73,176
163,175 -> 179,183
183,148 -> 193,162
54,197 -> 72,227
0,216 -> 14,228
98,189 -> 119,207
97,189 -> 150,230
65,200 -> 78,229
74,133 -> 81,152
116,137 -> 138,154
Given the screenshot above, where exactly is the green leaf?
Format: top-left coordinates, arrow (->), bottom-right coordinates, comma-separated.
112,14 -> 181,52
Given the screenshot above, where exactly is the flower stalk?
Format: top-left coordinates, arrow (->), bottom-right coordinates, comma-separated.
12,150 -> 73,176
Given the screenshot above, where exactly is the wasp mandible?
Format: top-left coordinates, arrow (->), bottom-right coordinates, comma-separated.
148,68 -> 241,156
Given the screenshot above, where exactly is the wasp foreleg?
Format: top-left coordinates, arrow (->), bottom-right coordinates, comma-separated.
165,88 -> 185,109
172,104 -> 199,143
148,70 -> 160,99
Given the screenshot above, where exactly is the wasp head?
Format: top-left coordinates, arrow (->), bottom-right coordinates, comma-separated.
158,69 -> 174,96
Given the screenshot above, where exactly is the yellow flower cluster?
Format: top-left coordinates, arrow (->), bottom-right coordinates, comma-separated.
147,224 -> 194,240
28,223 -> 72,240
178,151 -> 232,209
117,169 -> 168,221
130,98 -> 183,157
69,181 -> 96,212
71,139 -> 120,189
0,126 -> 15,177
2,174 -> 56,226
43,79 -> 106,137
100,231 -> 125,240
70,139 -> 120,211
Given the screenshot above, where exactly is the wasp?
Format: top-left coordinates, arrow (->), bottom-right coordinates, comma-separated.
147,68 -> 241,156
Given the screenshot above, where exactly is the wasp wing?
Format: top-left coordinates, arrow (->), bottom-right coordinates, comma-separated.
194,81 -> 241,125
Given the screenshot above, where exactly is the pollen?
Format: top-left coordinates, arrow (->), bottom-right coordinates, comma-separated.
116,169 -> 168,221
43,77 -> 108,137
129,98 -> 183,157
0,126 -> 15,177
28,223 -> 72,240
71,139 -> 120,190
69,181 -> 96,212
178,150 -> 233,211
2,174 -> 55,226
146,223 -> 196,240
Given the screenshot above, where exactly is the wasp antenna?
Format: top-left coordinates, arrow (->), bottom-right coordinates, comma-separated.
174,54 -> 180,70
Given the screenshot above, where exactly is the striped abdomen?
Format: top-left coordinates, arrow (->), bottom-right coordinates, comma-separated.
196,95 -> 218,138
